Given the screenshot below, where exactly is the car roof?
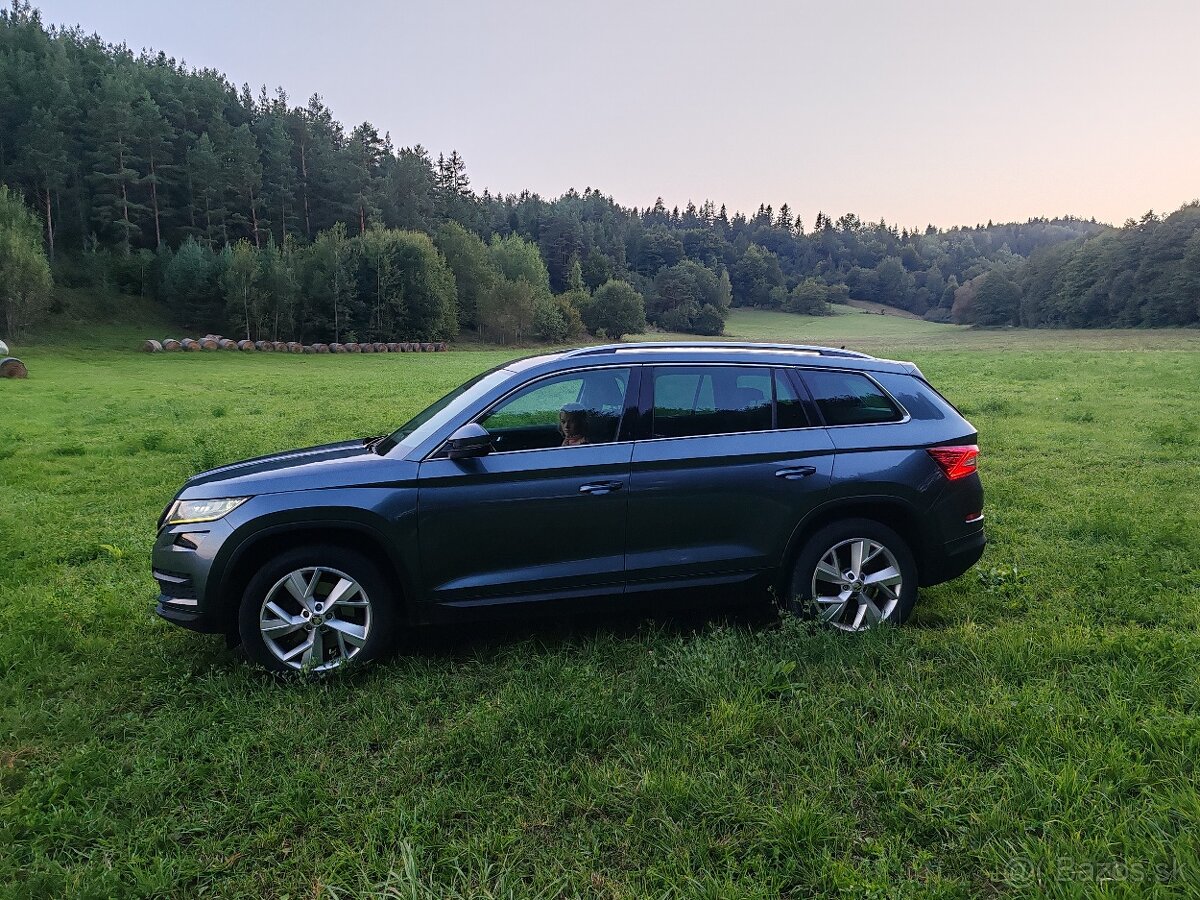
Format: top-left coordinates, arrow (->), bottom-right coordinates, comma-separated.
503,342 -> 920,377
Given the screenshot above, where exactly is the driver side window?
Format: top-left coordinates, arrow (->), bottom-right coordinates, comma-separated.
481,368 -> 631,453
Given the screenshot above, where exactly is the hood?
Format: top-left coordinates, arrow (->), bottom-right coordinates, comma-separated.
179,438 -> 417,499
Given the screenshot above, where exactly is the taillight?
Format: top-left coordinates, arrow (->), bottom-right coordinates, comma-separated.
928,444 -> 979,481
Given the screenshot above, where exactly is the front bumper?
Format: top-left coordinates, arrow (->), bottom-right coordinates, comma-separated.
152,517 -> 235,633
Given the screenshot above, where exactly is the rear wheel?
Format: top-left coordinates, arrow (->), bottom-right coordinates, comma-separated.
238,545 -> 398,674
788,518 -> 917,632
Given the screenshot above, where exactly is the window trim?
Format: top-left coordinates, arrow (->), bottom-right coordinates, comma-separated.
792,366 -> 911,428
427,363 -> 640,460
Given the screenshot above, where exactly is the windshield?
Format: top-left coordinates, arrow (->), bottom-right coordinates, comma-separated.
375,368 -> 512,455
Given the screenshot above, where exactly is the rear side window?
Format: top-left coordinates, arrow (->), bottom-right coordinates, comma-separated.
651,366 -> 772,438
802,370 -> 903,426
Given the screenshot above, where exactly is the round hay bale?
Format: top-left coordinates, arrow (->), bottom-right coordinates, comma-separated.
237,340 -> 255,351
287,342 -> 303,353
314,343 -> 330,354
302,345 -> 316,354
199,337 -> 219,350
254,340 -> 272,352
273,341 -> 288,352
374,342 -> 389,353
330,343 -> 346,353
0,357 -> 28,378
437,342 -> 447,352
163,338 -> 182,351
0,339 -> 9,355
143,339 -> 163,353
180,338 -> 201,351
402,342 -> 415,352
386,342 -> 399,352
424,342 -> 438,352
360,342 -> 374,354
346,342 -> 361,353
203,333 -> 218,342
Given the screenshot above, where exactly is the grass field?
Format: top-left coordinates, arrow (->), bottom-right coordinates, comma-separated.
2,312 -> 1199,898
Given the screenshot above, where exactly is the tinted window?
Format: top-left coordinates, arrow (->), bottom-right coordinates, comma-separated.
651,366 -> 773,438
802,370 -> 902,426
775,369 -> 811,429
481,368 -> 630,452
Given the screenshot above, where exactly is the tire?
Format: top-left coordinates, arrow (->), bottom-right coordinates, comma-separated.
238,545 -> 399,674
786,518 -> 918,632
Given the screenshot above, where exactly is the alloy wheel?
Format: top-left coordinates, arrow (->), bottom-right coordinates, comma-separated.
258,566 -> 372,672
810,538 -> 903,632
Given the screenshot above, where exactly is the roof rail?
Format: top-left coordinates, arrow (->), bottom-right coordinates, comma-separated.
564,341 -> 875,360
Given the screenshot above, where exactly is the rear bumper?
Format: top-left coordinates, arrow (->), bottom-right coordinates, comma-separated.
920,525 -> 986,587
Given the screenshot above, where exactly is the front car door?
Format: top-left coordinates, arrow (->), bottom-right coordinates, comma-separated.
417,365 -> 637,607
625,364 -> 836,590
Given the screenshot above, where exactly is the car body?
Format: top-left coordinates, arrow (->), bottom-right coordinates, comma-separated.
154,342 -> 985,672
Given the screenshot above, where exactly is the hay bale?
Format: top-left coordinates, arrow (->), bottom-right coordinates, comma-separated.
163,338 -> 182,351
180,338 -> 202,351
302,345 -> 316,354
217,338 -> 236,350
199,337 -> 219,350
360,342 -> 374,354
287,342 -> 303,353
254,340 -> 272,352
386,342 -> 399,352
143,339 -> 163,353
346,342 -> 361,353
0,339 -> 8,355
437,342 -> 447,352
314,343 -> 330,353
273,341 -> 288,352
374,342 -> 388,353
0,357 -> 28,378
330,343 -> 345,353
237,340 -> 255,351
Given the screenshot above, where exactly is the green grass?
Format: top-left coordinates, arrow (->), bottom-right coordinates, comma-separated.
1,319 -> 1199,898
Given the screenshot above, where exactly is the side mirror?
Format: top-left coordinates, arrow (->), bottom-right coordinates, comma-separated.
446,423 -> 493,459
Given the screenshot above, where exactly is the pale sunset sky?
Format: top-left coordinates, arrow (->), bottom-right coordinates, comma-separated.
36,0 -> 1200,229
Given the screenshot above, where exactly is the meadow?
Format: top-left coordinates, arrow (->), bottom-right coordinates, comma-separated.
1,308 -> 1198,898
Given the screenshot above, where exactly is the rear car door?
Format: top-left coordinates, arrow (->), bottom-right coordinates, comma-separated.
624,364 -> 836,588
417,366 -> 637,606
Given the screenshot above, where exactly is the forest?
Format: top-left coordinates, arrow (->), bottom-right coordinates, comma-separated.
1,2 -> 1198,343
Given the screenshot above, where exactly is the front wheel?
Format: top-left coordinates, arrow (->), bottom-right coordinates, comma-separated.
238,545 -> 398,674
788,519 -> 918,632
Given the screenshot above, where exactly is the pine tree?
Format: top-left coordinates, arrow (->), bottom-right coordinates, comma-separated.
86,72 -> 147,253
22,105 -> 68,260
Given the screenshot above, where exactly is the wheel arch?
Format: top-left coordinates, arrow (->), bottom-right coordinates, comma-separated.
780,497 -> 935,592
209,521 -> 414,634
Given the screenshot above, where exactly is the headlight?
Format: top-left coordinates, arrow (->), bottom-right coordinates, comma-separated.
164,497 -> 249,525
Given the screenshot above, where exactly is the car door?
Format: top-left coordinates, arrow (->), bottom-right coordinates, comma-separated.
417,366 -> 637,606
624,364 -> 836,589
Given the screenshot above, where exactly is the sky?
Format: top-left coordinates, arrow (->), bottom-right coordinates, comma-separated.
35,0 -> 1200,229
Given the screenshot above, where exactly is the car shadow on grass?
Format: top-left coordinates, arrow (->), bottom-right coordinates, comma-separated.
394,586 -> 783,662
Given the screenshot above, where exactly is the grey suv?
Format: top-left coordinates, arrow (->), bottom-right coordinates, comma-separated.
154,342 -> 985,673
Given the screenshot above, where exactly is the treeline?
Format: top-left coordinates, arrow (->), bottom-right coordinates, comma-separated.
954,205 -> 1200,328
1,3 -> 1196,340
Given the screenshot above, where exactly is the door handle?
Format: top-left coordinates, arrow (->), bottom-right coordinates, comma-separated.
579,481 -> 623,495
775,466 -> 817,480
